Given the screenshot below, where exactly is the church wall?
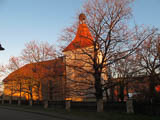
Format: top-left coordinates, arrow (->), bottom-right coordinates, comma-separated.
64,46 -> 96,101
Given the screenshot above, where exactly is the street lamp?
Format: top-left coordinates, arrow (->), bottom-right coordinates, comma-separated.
0,44 -> 4,51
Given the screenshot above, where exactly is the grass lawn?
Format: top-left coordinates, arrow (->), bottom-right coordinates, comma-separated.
61,109 -> 160,120
0,104 -> 160,120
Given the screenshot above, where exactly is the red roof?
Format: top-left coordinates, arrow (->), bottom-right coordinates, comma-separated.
63,23 -> 93,52
3,57 -> 65,83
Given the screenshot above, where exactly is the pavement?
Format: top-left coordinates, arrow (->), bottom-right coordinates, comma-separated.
0,107 -> 63,120
0,105 -> 84,120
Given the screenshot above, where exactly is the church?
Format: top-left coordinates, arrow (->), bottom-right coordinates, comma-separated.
3,14 -> 101,102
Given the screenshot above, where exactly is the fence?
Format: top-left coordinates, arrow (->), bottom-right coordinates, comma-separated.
0,99 -> 160,115
0,99 -> 125,112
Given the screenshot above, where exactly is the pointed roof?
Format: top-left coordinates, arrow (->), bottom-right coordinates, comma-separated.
63,23 -> 93,52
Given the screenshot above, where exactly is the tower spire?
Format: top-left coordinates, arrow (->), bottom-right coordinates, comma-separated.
79,13 -> 86,24
63,13 -> 93,52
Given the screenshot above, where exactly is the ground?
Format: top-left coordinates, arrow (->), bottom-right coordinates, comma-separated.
0,104 -> 160,120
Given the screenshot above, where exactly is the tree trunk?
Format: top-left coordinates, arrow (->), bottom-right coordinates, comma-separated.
119,82 -> 124,102
19,83 -> 22,101
18,88 -> 22,106
149,75 -> 156,103
126,84 -> 129,99
105,89 -> 109,102
94,72 -> 103,112
94,72 -> 103,99
9,96 -> 12,104
110,87 -> 115,102
126,98 -> 134,114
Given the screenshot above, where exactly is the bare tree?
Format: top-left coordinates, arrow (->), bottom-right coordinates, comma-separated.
1,56 -> 23,101
0,65 -> 7,78
8,56 -> 23,71
60,0 -> 156,112
58,23 -> 78,51
2,41 -> 58,103
109,54 -> 141,102
20,40 -> 57,101
21,40 -> 57,63
0,56 -> 22,78
136,32 -> 160,102
8,57 -> 24,101
22,77 -> 37,101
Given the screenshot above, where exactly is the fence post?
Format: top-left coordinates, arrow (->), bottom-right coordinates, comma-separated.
65,100 -> 71,111
44,100 -> 48,109
97,99 -> 103,112
126,98 -> 134,114
18,99 -> 21,106
29,99 -> 33,106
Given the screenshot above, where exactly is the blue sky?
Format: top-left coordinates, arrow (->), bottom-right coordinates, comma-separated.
0,0 -> 160,65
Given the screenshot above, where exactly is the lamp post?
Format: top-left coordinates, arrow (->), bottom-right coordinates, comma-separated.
0,44 -> 4,104
0,44 -> 4,51
0,43 -> 4,99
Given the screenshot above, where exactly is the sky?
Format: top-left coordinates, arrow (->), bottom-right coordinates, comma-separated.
0,0 -> 160,65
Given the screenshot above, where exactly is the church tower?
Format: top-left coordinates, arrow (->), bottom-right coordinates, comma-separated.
63,13 -> 93,52
63,13 -> 95,101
